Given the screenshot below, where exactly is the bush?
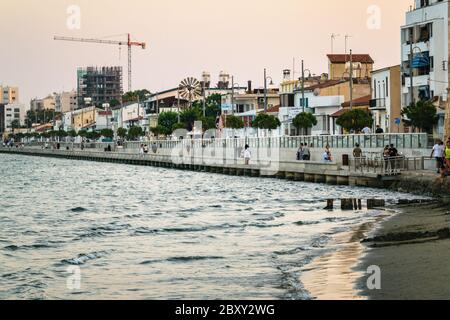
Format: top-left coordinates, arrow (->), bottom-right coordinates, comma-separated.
225,115 -> 244,129
401,100 -> 438,133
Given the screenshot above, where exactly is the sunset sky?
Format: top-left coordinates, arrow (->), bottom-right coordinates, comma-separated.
1,0 -> 413,103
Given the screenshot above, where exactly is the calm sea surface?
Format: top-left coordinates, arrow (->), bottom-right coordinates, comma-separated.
0,153 -> 422,300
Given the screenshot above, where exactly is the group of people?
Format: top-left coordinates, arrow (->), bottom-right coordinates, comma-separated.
296,143 -> 311,161
383,144 -> 399,159
431,139 -> 450,178
2,138 -> 15,148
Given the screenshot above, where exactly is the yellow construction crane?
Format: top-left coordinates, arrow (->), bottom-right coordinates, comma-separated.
54,33 -> 146,92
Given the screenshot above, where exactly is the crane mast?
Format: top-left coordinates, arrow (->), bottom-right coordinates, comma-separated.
54,34 -> 146,92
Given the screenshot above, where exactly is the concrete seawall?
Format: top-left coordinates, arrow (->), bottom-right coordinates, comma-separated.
0,147 -> 396,188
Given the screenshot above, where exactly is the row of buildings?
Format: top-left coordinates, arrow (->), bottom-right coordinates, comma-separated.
3,0 -> 450,139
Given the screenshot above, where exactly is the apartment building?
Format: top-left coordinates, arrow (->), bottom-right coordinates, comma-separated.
370,65 -> 403,133
3,103 -> 28,132
77,66 -> 123,108
30,95 -> 56,111
401,0 -> 449,136
0,86 -> 19,104
55,91 -> 77,113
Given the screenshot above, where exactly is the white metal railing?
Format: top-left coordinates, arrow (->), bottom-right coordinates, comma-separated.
349,156 -> 427,176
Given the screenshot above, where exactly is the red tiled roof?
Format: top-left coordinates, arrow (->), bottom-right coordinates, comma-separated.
341,95 -> 372,107
267,105 -> 280,113
327,54 -> 374,64
303,80 -> 347,91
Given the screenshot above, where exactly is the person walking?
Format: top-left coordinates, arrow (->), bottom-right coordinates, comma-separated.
241,144 -> 252,165
139,144 -> 144,157
431,140 -> 445,174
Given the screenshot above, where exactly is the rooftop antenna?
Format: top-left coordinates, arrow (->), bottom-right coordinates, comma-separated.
331,33 -> 340,53
345,35 -> 352,55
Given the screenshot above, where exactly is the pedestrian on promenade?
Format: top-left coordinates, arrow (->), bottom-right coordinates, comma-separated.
297,143 -> 304,161
431,140 -> 445,174
440,141 -> 450,179
241,144 -> 251,165
144,145 -> 149,154
302,144 -> 311,161
139,144 -> 144,157
362,126 -> 372,134
375,125 -> 384,134
353,143 -> 363,169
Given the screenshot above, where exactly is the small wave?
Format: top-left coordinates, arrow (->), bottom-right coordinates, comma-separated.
140,255 -> 224,265
293,221 -> 320,226
3,243 -> 55,251
166,256 -> 224,263
70,207 -> 88,213
273,247 -> 308,256
60,251 -> 109,266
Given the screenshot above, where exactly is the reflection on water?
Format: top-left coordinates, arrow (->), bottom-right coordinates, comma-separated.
0,154 -> 424,300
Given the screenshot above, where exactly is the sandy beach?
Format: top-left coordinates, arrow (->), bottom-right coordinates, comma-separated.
356,202 -> 450,300
302,201 -> 450,300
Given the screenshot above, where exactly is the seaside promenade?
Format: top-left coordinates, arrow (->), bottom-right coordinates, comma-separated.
0,132 -> 441,192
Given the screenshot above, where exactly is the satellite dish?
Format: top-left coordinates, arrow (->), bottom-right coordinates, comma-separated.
313,88 -> 321,96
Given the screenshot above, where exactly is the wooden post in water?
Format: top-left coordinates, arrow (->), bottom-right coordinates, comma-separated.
325,199 -> 334,210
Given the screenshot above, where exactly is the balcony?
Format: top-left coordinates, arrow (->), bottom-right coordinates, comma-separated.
370,98 -> 386,110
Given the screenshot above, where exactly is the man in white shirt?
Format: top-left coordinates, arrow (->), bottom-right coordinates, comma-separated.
431,140 -> 445,174
361,126 -> 372,134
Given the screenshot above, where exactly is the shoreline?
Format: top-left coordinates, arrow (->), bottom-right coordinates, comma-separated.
301,207 -> 395,300
302,201 -> 450,300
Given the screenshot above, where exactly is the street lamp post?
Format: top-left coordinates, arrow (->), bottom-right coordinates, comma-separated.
300,60 -> 312,113
349,49 -> 353,111
263,68 -> 274,113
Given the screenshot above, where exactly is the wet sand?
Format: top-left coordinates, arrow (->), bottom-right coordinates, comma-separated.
302,202 -> 450,300
356,202 -> 450,300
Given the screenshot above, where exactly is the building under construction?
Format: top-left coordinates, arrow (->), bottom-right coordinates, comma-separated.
77,66 -> 123,108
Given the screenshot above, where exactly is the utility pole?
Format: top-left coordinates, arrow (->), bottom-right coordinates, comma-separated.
410,40 -> 414,106
202,81 -> 206,118
264,68 -> 268,113
177,88 -> 181,123
301,60 -> 305,113
349,49 -> 354,110
345,35 -> 352,55
231,76 -> 235,115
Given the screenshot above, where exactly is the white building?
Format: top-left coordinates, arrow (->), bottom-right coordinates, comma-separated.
4,103 -> 28,132
401,0 -> 449,135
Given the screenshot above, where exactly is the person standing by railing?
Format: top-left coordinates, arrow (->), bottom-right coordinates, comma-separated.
296,143 -> 304,161
241,144 -> 251,165
353,143 -> 362,169
302,144 -> 311,161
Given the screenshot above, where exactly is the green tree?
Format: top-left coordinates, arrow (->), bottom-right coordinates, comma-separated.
225,115 -> 244,129
293,112 -> 318,135
68,130 -> 77,138
252,113 -> 281,130
192,94 -> 222,118
11,119 -> 20,134
78,129 -> 88,138
122,89 -> 151,103
57,130 -> 68,138
117,127 -> 127,139
150,125 -> 165,137
336,109 -> 373,132
128,126 -> 143,140
109,99 -> 121,107
401,100 -> 438,133
100,128 -> 114,139
157,112 -> 179,135
200,116 -> 217,131
180,108 -> 202,131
